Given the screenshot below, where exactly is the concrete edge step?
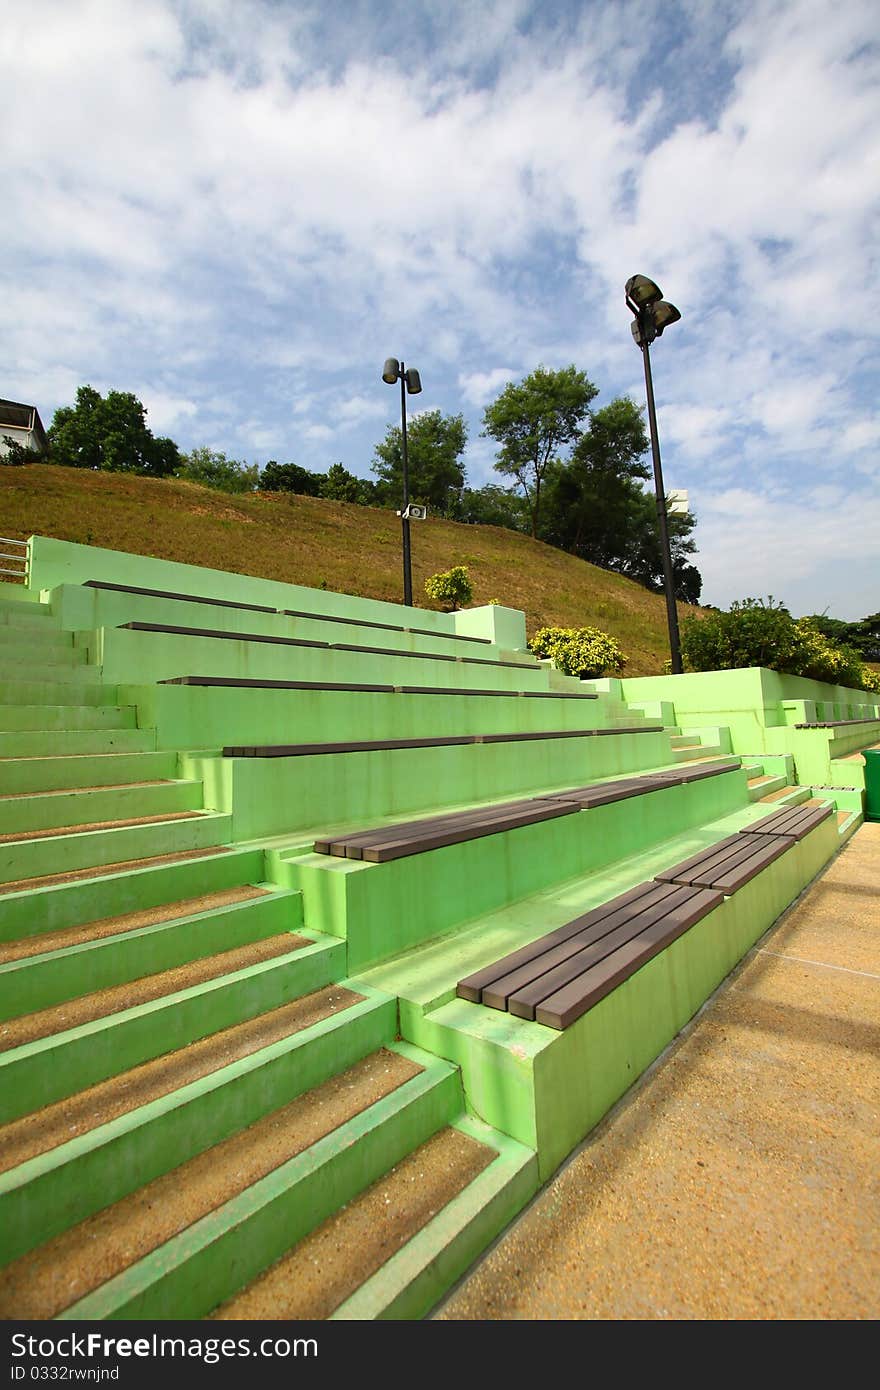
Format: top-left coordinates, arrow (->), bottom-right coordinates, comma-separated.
57,1048 -> 463,1320
0,927 -> 315,1122
0,965 -> 385,1268
0,886 -> 304,1020
0,750 -> 180,797
331,1111 -> 539,1320
0,780 -> 204,838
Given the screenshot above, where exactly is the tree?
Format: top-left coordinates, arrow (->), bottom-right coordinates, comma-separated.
48,385 -> 180,478
455,484 -> 530,532
177,448 -> 259,494
481,365 -> 598,537
372,410 -> 467,515
540,397 -> 650,562
424,565 -> 473,611
259,461 -> 325,496
321,463 -> 361,503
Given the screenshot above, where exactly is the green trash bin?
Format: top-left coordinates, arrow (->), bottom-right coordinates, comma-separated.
865,748 -> 880,823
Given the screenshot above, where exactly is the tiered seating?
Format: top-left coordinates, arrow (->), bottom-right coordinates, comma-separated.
0,543 -> 848,1318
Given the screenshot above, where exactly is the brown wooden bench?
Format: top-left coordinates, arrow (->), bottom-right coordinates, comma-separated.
313,761 -> 738,862
794,718 -> 880,728
222,725 -> 665,758
85,578 -> 491,644
119,622 -> 531,671
457,879 -> 723,1030
656,831 -> 792,893
160,675 -> 599,700
740,801 -> 833,840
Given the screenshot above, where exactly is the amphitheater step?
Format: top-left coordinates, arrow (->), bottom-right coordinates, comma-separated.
0,601 -> 54,629
0,809 -> 233,891
0,637 -> 87,668
0,968 -> 388,1272
747,773 -> 789,802
51,1046 -> 465,1320
0,929 -> 335,1124
0,750 -> 180,796
671,742 -> 724,763
0,678 -> 119,706
756,784 -> 812,808
0,779 -> 203,837
0,703 -> 137,731
0,884 -> 303,1019
0,662 -> 103,687
0,727 -> 156,757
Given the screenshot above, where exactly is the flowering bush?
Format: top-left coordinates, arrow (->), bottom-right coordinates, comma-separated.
528,625 -> 627,679
424,565 -> 473,611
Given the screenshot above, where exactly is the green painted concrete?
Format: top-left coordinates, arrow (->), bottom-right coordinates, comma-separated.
0,727 -> 156,757
29,535 -> 519,648
0,810 -> 232,887
331,1113 -> 539,1320
0,678 -> 119,705
286,771 -> 751,971
0,846 -> 268,941
0,750 -> 179,796
0,888 -> 303,1020
0,703 -> 136,730
0,968 -> 386,1267
59,1053 -> 463,1320
0,941 -> 330,1122
123,682 -> 617,754
0,780 -> 203,837
188,731 -> 679,841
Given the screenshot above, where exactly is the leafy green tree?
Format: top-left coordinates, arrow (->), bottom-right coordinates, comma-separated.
482,365 -> 598,537
259,461 -> 325,496
454,484 -> 530,531
372,409 -> 467,515
321,462 -> 361,503
48,385 -> 180,477
541,398 -> 650,559
177,447 -> 259,493
424,565 -> 473,611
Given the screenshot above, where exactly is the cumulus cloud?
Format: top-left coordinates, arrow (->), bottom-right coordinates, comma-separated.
2,0 -> 877,616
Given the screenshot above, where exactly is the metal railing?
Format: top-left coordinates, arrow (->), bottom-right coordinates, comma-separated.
0,537 -> 28,583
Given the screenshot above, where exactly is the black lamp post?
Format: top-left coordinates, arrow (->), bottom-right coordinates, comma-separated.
625,274 -> 684,675
382,357 -> 422,606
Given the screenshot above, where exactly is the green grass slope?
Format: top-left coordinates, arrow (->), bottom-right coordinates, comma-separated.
1,464 -> 705,674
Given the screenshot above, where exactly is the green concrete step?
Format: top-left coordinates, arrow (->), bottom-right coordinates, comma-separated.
671,742 -> 724,763
0,606 -> 55,630
0,704 -> 136,731
0,727 -> 156,757
0,779 -> 203,837
0,624 -> 72,650
0,844 -> 266,942
0,809 -> 233,891
0,638 -> 86,668
747,773 -> 788,802
58,1043 -> 463,1320
755,784 -> 811,809
331,1113 -> 538,1320
0,750 -> 178,796
0,959 -> 383,1269
0,677 -> 119,706
0,661 -> 103,687
0,932 -> 335,1124
0,884 -> 303,1019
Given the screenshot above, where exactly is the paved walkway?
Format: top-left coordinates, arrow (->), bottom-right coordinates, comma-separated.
437,822 -> 880,1320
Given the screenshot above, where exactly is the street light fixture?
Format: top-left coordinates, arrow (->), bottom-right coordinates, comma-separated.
382,357 -> 423,606
625,274 -> 684,674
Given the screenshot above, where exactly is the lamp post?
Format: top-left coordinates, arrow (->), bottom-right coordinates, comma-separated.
625,274 -> 684,675
382,357 -> 422,606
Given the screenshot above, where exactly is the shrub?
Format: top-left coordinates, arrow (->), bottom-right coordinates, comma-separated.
528,625 -> 627,679
424,565 -> 473,611
681,598 -> 875,690
859,666 -> 880,694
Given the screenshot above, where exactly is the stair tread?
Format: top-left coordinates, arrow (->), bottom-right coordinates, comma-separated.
0,932 -> 304,1051
212,1124 -> 496,1320
0,810 -> 206,847
0,780 -> 175,802
0,1047 -> 420,1321
0,886 -> 270,964
0,982 -> 358,1173
0,845 -> 227,897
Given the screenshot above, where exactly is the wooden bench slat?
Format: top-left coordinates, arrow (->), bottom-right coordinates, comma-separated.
481,883 -> 684,1012
361,801 -> 579,863
85,580 -> 277,613
317,797 -> 541,858
654,833 -> 742,884
534,888 -> 724,1030
704,835 -> 792,893
507,884 -> 704,1021
455,880 -> 664,1003
746,803 -> 833,840
159,676 -> 598,698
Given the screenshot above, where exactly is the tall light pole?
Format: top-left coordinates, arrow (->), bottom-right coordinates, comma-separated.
382,357 -> 422,606
625,274 -> 684,675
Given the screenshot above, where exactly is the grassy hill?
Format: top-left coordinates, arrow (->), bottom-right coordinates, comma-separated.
0,464 -> 707,674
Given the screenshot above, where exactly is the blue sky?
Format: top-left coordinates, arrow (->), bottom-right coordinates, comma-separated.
3,0 -> 878,619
